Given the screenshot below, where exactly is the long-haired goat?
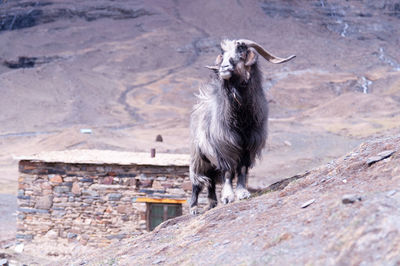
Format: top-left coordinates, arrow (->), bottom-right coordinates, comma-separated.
189,39 -> 295,214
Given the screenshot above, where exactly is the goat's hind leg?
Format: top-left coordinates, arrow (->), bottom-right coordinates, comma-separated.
190,182 -> 203,215
236,166 -> 251,200
207,178 -> 218,210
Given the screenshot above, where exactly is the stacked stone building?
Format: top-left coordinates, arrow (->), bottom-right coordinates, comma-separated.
16,150 -> 205,245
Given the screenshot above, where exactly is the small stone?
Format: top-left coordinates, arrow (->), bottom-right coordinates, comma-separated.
182,181 -> 192,191
35,195 -> 53,210
71,182 -> 81,195
0,258 -> 8,265
116,205 -> 130,214
17,195 -> 31,200
80,178 -> 94,183
223,240 -> 230,245
16,234 -> 33,240
377,150 -> 395,158
386,190 -> 397,197
101,176 -> 113,185
82,190 -> 99,197
54,185 -> 71,193
155,134 -> 163,142
301,199 -> 315,208
152,258 -> 165,264
50,175 -> 63,183
342,194 -> 362,204
40,181 -> 52,190
152,180 -> 163,189
161,183 -> 173,188
367,150 -> 395,166
283,140 -> 292,146
67,232 -> 78,239
366,156 -> 383,166
108,193 -> 122,201
140,179 -> 153,188
45,229 -> 59,240
14,243 -> 24,253
52,210 -> 66,217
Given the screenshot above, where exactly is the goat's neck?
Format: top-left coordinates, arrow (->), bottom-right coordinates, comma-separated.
223,77 -> 251,107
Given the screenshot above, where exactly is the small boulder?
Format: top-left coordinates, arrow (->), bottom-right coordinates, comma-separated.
342,194 -> 362,204
155,134 -> 163,142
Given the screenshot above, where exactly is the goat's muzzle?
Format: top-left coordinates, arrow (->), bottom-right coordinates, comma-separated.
219,64 -> 233,80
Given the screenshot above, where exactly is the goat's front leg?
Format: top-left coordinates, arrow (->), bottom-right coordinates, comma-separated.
236,166 -> 251,200
221,171 -> 235,204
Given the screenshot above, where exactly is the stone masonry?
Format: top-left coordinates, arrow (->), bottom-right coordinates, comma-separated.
16,150 -> 210,246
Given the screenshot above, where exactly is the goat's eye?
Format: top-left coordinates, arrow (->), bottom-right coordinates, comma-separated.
237,44 -> 246,53
220,48 -> 224,54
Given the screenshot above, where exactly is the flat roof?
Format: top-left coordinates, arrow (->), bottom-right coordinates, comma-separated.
15,149 -> 190,167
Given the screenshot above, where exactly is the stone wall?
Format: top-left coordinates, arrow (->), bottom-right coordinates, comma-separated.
16,152 -> 208,246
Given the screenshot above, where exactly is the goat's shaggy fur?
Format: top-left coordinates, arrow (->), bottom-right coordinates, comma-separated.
189,39 -> 294,214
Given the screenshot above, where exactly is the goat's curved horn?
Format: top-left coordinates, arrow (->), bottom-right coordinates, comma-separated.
237,39 -> 296,64
205,65 -> 219,70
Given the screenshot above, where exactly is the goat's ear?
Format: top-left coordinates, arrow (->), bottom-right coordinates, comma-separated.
245,49 -> 258,66
215,54 -> 223,65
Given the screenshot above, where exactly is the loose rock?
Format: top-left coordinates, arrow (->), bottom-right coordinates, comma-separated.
152,258 -> 165,264
342,194 -> 362,204
155,135 -> 163,142
301,199 -> 315,208
0,258 -> 8,266
367,150 -> 395,166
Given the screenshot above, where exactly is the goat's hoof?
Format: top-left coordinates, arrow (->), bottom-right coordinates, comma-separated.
236,188 -> 251,200
221,185 -> 235,204
221,193 -> 235,204
190,206 -> 199,215
207,200 -> 218,210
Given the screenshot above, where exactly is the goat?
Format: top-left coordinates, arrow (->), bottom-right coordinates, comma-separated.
189,39 -> 295,214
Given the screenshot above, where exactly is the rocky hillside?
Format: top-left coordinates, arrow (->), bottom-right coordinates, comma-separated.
0,134 -> 376,264
62,134 -> 398,265
1,133 -> 398,265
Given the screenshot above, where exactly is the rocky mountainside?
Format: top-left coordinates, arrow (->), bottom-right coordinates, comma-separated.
66,134 -> 400,265
1,133 -> 395,265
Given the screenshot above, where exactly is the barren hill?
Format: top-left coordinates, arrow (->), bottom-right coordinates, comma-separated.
48,134 -> 399,265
